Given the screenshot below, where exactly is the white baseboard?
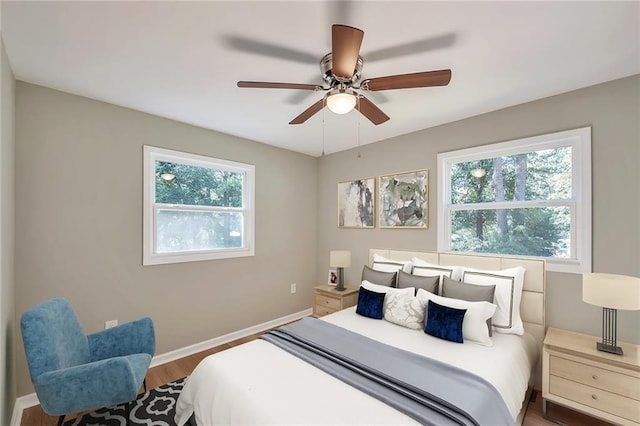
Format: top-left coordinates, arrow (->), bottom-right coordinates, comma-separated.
10,308 -> 312,426
10,393 -> 39,426
149,308 -> 312,367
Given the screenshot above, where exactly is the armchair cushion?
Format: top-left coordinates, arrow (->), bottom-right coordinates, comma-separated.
35,355 -> 152,416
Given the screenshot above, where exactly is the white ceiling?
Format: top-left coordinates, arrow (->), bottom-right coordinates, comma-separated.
2,1 -> 638,157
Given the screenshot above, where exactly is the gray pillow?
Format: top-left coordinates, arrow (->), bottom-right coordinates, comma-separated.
362,265 -> 396,287
442,276 -> 496,336
397,270 -> 438,295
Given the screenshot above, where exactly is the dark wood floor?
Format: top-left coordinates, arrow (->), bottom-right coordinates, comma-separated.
21,330 -> 612,426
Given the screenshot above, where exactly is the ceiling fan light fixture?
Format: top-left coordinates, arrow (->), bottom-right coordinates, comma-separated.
326,89 -> 357,114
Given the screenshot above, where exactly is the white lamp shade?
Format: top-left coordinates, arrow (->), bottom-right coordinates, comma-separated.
330,250 -> 351,268
326,91 -> 356,114
583,273 -> 640,310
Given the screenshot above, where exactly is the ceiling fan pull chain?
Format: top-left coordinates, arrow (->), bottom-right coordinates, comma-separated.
321,100 -> 326,157
357,96 -> 361,158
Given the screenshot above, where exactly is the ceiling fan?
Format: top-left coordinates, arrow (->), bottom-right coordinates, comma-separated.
237,25 -> 452,126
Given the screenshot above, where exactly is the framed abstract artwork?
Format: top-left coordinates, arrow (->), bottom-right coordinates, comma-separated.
379,169 -> 428,228
337,177 -> 375,228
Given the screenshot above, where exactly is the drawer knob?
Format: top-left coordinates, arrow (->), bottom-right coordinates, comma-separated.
591,394 -> 598,400
591,374 -> 598,380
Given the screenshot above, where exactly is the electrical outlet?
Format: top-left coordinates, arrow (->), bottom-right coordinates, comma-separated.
105,320 -> 118,329
290,283 -> 297,294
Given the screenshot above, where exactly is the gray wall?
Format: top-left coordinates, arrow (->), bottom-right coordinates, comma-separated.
1,34 -> 16,426
317,75 -> 640,344
14,82 -> 318,395
11,74 -> 640,400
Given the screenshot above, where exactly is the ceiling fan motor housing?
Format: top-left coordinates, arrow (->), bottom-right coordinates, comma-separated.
320,53 -> 364,86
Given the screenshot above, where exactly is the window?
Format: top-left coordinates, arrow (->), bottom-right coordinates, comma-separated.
437,127 -> 591,273
143,146 -> 254,265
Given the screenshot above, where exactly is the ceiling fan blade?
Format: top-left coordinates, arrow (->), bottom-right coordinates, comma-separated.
363,69 -> 452,91
332,24 -> 364,80
355,95 -> 390,125
289,98 -> 325,124
238,81 -> 323,90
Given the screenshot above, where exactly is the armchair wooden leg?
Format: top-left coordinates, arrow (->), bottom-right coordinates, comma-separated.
57,415 -> 65,426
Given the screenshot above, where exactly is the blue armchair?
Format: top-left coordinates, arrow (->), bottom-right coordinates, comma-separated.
21,298 -> 155,426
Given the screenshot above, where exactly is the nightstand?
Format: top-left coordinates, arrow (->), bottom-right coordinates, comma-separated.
313,285 -> 359,317
542,327 -> 640,425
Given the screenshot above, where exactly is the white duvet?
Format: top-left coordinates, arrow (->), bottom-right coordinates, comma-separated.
175,307 -> 538,425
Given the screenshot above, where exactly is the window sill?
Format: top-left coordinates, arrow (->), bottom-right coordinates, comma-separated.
143,248 -> 255,266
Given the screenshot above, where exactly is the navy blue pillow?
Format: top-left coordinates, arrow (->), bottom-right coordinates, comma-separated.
424,300 -> 466,343
356,286 -> 385,319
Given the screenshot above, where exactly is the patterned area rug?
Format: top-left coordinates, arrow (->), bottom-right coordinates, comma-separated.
63,377 -> 187,426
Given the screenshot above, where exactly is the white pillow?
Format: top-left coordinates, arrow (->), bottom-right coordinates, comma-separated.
410,257 -> 464,289
372,254 -> 413,274
461,266 -> 525,335
383,292 -> 427,330
361,280 -> 415,318
416,288 -> 496,347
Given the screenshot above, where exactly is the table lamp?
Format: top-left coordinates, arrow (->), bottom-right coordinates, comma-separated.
330,250 -> 351,291
582,272 -> 640,355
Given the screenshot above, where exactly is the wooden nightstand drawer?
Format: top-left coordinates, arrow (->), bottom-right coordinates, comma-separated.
315,294 -> 341,311
549,375 -> 640,423
314,305 -> 337,317
551,355 -> 640,400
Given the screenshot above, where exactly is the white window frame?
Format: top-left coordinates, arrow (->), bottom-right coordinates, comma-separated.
437,127 -> 591,273
143,145 -> 255,265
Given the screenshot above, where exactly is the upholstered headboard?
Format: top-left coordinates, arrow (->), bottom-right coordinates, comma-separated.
369,249 -> 546,386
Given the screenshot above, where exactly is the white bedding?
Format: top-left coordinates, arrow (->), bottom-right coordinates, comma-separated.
175,307 -> 538,425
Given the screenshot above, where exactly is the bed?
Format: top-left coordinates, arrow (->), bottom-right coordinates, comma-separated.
175,249 -> 546,425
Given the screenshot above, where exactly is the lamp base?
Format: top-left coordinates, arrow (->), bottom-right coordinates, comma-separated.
596,342 -> 623,355
335,267 -> 346,291
598,307 -> 623,355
